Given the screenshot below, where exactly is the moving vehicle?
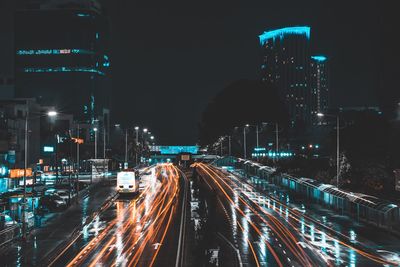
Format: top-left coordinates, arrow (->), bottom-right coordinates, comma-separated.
40,194 -> 67,211
0,213 -> 17,229
117,169 -> 140,194
56,189 -> 76,205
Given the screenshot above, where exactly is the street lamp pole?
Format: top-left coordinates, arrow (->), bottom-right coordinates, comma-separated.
76,124 -> 80,204
228,135 -> 231,156
256,125 -> 259,149
135,126 -> 139,166
336,116 -> 340,188
22,109 -> 29,241
275,123 -> 279,157
243,126 -> 248,159
21,109 -> 57,240
220,138 -> 223,156
103,126 -> 106,180
94,128 -> 98,159
125,129 -> 128,169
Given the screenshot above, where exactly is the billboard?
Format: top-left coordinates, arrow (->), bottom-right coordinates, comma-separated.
9,168 -> 33,178
149,146 -> 198,155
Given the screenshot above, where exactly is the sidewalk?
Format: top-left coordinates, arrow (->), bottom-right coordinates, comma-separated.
0,180 -> 116,266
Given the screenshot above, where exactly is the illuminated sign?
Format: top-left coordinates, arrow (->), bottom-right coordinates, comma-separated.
43,146 -> 55,153
17,49 -> 94,55
72,138 -> 84,144
23,67 -> 104,75
0,166 -> 8,177
153,146 -> 198,155
10,168 -> 32,178
181,155 -> 191,161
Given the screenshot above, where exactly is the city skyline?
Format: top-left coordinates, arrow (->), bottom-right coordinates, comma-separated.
0,0 -> 398,144
0,1 -> 399,266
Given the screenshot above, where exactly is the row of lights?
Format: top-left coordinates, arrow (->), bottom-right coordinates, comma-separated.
114,124 -> 155,141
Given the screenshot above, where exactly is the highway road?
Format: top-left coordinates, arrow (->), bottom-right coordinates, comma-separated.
194,162 -> 400,267
44,163 -> 189,267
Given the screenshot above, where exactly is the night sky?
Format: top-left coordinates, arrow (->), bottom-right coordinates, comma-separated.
1,1 -> 398,144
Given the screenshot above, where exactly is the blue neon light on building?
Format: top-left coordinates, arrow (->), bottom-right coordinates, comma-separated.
259,26 -> 311,45
77,13 -> 90,17
17,49 -> 94,55
311,55 -> 327,62
23,67 -> 104,75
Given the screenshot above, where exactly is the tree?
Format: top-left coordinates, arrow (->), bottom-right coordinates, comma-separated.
339,112 -> 400,195
198,79 -> 288,147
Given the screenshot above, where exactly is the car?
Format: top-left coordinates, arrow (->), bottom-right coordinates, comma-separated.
56,189 -> 76,204
26,183 -> 47,195
40,194 -> 66,211
0,213 -> 17,229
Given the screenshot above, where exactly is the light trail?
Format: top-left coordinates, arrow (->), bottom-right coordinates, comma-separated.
198,163 -> 312,265
64,164 -> 181,267
196,163 -> 285,266
196,162 -> 398,266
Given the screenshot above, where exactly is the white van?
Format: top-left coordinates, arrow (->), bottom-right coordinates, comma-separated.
117,170 -> 140,194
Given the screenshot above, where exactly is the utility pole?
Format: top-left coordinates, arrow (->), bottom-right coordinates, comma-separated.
243,127 -> 247,159
125,129 -> 128,169
256,125 -> 259,149
94,129 -> 98,159
103,126 -> 106,180
336,116 -> 340,188
22,109 -> 29,241
76,124 -> 80,204
220,138 -> 223,156
275,123 -> 279,161
228,136 -> 231,156
135,127 -> 139,166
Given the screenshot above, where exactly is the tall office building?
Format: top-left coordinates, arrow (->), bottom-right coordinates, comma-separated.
310,55 -> 329,121
259,26 -> 312,127
14,0 -> 111,124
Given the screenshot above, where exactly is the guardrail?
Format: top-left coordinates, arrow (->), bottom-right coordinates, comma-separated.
0,224 -> 21,247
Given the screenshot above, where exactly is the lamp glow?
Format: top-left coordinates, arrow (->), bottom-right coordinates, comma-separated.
47,111 -> 58,117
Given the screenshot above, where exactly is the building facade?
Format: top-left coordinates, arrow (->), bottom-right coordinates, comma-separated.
259,26 -> 312,127
0,76 -> 15,100
14,1 -> 111,124
310,55 -> 329,122
0,98 -> 41,169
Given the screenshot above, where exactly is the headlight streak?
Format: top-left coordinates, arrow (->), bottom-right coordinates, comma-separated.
65,164 -> 181,267
198,163 -> 398,266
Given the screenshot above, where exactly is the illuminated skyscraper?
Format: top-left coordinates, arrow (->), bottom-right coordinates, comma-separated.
310,55 -> 329,121
14,0 -> 110,123
259,26 -> 311,127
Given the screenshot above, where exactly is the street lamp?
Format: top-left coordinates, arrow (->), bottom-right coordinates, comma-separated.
22,109 -> 58,241
243,124 -> 249,159
135,126 -> 139,166
93,127 -> 98,159
317,112 -> 340,188
47,110 -> 58,117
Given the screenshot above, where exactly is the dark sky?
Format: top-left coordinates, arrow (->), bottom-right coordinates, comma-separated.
1,1 -> 398,144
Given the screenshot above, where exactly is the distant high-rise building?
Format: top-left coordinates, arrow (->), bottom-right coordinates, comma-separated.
14,0 -> 110,124
310,56 -> 329,121
259,26 -> 311,127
